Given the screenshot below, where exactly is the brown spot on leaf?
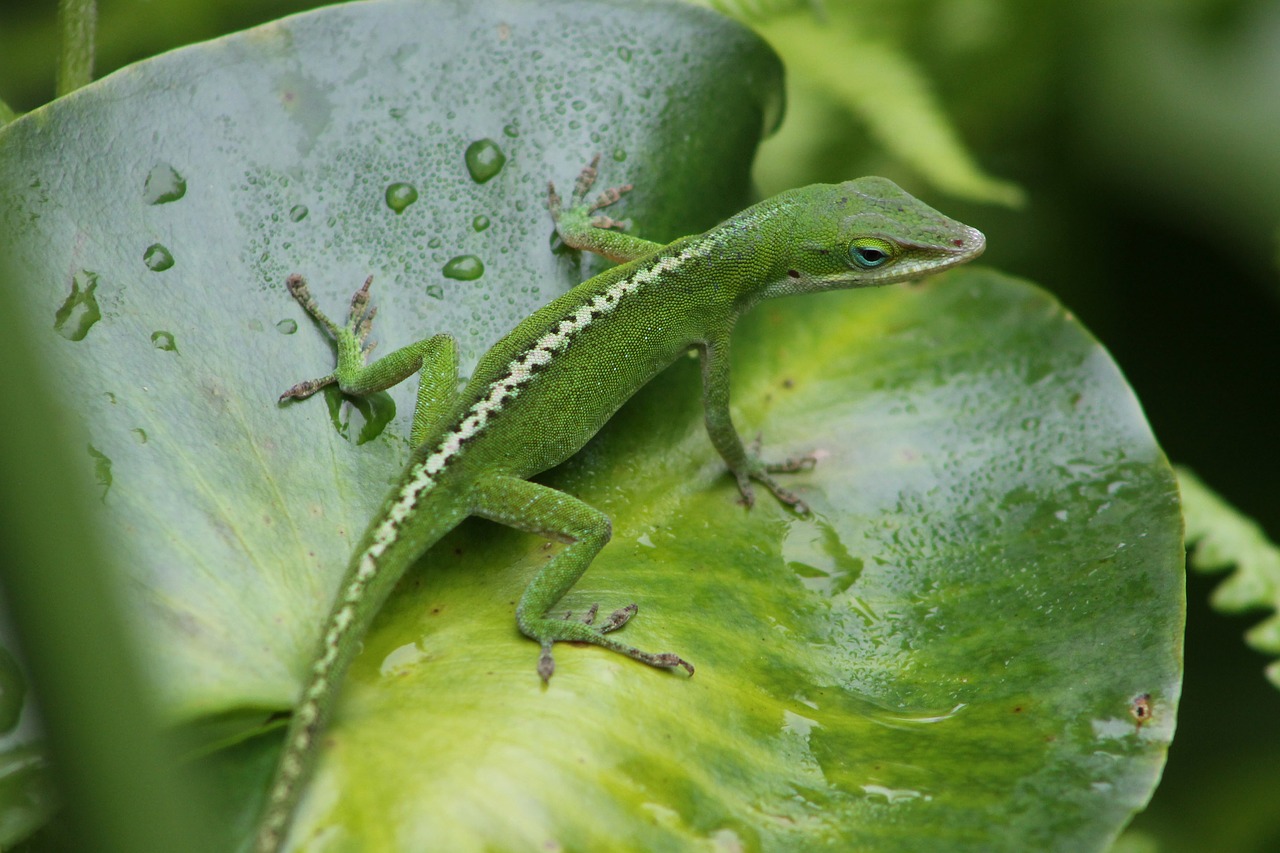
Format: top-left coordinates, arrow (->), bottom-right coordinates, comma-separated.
1130,693 -> 1153,728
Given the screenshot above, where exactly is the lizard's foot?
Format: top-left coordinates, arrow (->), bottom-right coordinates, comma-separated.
546,157 -> 662,264
527,603 -> 693,682
560,602 -> 637,633
548,154 -> 634,234
279,275 -> 379,402
732,435 -> 818,515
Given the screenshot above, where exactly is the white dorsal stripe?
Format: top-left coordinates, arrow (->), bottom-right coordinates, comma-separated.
273,236 -> 723,852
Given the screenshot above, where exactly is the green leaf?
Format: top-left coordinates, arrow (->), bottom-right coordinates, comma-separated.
0,0 -> 780,724
1179,467 -> 1280,688
753,12 -> 1024,206
241,268 -> 1181,852
0,0 -> 1180,850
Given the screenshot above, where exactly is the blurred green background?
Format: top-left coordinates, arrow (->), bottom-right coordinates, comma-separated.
2,0 -> 1277,849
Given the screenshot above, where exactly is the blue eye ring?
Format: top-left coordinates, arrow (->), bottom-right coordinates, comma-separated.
850,238 -> 897,269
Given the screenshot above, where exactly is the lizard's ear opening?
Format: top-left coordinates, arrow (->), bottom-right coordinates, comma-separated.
849,237 -> 899,269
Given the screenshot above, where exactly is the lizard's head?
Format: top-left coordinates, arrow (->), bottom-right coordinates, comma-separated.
763,177 -> 985,297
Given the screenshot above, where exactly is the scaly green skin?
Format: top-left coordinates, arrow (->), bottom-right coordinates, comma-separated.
255,160 -> 985,852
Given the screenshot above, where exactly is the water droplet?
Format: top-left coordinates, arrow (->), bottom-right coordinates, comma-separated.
131,428 -> 148,445
502,122 -> 520,138
442,255 -> 484,281
276,318 -> 298,334
53,271 -> 102,341
389,107 -> 406,120
385,182 -> 419,214
472,215 -> 490,232
143,243 -> 174,271
151,331 -> 178,352
425,284 -> 444,299
617,46 -> 632,62
428,237 -> 443,249
861,784 -> 932,805
612,148 -> 627,162
464,139 -> 506,184
143,163 -> 186,204
570,99 -> 587,112
379,641 -> 428,677
289,204 -> 309,222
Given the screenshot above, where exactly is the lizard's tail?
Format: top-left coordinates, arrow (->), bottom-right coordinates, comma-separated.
255,495 -> 464,853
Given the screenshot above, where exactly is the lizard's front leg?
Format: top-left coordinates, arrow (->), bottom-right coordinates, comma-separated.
548,155 -> 662,264
278,273 -> 459,446
699,333 -> 816,514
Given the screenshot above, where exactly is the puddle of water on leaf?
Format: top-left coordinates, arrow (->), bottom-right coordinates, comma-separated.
783,515 -> 864,596
53,271 -> 102,341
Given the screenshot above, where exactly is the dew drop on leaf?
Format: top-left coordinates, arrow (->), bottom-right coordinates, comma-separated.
144,243 -> 175,271
464,139 -> 506,184
143,163 -> 186,204
442,255 -> 484,281
151,331 -> 178,352
385,182 -> 419,214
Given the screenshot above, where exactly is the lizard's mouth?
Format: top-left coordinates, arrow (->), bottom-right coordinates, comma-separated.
895,225 -> 986,278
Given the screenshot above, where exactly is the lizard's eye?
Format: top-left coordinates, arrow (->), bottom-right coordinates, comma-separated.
849,238 -> 897,269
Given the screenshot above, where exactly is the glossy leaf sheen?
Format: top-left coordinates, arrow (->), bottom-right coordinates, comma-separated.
0,0 -> 1181,850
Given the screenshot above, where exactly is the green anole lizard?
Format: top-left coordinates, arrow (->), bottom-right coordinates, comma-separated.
255,159 -> 984,851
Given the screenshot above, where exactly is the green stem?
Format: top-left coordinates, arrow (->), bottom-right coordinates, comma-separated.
56,0 -> 98,96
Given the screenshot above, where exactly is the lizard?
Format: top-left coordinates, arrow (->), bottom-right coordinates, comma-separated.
255,158 -> 985,851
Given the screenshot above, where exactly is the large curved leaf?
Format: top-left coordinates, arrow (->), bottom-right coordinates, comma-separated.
0,0 -> 780,720
247,270 -> 1181,852
0,0 -> 1181,850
